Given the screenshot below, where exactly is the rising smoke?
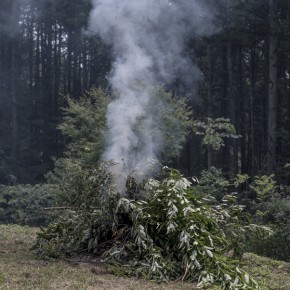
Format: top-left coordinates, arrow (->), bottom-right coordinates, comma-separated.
88,0 -> 215,190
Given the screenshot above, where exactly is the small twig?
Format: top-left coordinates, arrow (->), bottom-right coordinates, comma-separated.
43,207 -> 74,210
181,262 -> 189,283
43,206 -> 101,211
168,275 -> 183,284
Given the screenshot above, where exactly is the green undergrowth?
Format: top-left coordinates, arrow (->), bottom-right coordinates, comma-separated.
0,184 -> 62,226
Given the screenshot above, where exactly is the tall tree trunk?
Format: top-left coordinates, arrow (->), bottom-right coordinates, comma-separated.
227,39 -> 239,176
67,30 -> 72,95
53,23 -> 58,117
10,38 -> 18,162
9,1 -> 20,163
221,0 -> 236,177
219,43 -> 230,173
83,40 -> 89,91
43,20 -> 53,161
267,0 -> 278,174
248,33 -> 256,178
28,17 -> 34,93
206,39 -> 213,168
238,46 -> 247,174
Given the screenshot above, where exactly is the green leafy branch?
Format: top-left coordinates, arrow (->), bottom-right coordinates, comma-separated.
192,118 -> 241,151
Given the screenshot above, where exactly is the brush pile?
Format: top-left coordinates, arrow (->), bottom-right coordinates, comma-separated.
33,164 -> 259,289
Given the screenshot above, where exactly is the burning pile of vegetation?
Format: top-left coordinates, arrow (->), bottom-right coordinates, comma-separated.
33,163 -> 259,289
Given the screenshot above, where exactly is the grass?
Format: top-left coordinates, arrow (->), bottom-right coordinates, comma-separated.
243,253 -> 290,290
1,225 -> 290,289
0,224 -> 194,290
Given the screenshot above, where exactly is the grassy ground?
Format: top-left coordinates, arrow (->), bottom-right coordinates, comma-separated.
243,253 -> 290,289
0,225 -> 194,290
1,225 -> 290,290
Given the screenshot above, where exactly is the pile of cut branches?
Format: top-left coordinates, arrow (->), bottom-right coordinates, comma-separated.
33,165 -> 259,289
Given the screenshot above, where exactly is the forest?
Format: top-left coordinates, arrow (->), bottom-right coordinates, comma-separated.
0,0 -> 289,183
0,0 -> 290,289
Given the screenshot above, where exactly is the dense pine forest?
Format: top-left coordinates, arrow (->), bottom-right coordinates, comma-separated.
1,1 -> 290,289
0,0 -> 289,183
0,0 -> 110,183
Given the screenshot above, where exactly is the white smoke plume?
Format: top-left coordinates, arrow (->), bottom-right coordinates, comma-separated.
88,0 -> 215,190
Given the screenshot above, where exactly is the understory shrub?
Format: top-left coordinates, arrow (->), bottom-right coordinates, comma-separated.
244,173 -> 290,261
33,162 -> 118,257
33,166 -> 258,289
0,183 -> 62,226
247,199 -> 290,261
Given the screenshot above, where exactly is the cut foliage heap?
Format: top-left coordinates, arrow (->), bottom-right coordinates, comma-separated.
33,165 -> 259,289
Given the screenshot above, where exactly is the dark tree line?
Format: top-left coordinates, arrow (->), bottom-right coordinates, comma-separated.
189,0 -> 290,182
0,0 -> 111,182
0,0 -> 289,184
